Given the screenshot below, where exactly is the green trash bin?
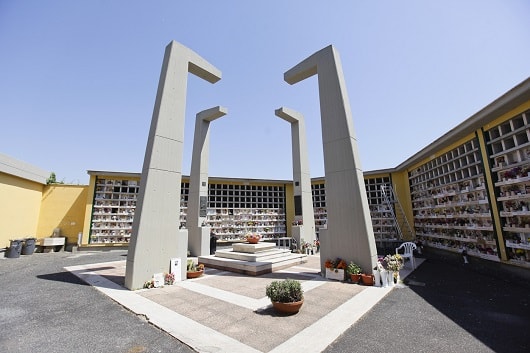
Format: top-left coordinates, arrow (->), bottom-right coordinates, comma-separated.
22,237 -> 36,255
6,239 -> 23,258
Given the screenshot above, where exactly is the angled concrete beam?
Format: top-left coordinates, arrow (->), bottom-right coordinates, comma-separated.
275,107 -> 315,244
284,45 -> 377,274
125,41 -> 221,290
188,106 -> 228,256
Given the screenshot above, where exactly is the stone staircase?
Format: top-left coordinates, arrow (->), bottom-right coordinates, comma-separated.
198,242 -> 308,276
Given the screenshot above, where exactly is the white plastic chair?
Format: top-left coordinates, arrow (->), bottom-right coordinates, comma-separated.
395,242 -> 417,269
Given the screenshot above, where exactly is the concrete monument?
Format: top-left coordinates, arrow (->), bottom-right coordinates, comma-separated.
125,41 -> 221,289
275,107 -> 316,247
284,45 -> 377,274
187,106 -> 228,256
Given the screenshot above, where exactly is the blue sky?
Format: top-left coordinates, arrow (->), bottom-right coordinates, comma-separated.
1,1 -> 529,184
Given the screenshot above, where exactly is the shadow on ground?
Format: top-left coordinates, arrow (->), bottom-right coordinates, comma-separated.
37,271 -> 89,286
404,249 -> 530,352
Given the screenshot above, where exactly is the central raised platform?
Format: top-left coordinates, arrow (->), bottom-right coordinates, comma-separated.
232,242 -> 276,253
198,241 -> 307,276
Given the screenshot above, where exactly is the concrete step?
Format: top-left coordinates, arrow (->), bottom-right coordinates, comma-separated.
198,252 -> 308,276
214,248 -> 293,262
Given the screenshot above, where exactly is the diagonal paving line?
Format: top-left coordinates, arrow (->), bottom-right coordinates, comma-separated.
269,286 -> 393,353
179,280 -> 268,310
179,275 -> 329,311
66,263 -> 261,353
65,259 -> 407,353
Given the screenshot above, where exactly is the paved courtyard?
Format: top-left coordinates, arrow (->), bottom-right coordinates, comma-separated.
65,254 -> 397,352
1,248 -> 529,353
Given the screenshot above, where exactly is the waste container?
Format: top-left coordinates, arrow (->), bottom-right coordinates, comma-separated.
21,237 -> 36,255
6,239 -> 23,258
210,234 -> 217,255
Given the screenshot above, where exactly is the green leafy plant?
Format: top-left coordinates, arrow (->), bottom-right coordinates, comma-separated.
46,172 -> 64,185
187,259 -> 204,272
346,261 -> 362,275
265,279 -> 303,303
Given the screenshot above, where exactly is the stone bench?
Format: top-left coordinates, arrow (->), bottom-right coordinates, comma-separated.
39,237 -> 66,252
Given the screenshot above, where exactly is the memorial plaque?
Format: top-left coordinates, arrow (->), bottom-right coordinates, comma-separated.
200,196 -> 207,217
294,195 -> 302,216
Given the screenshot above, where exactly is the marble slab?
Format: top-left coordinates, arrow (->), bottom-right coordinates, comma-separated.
232,242 -> 276,253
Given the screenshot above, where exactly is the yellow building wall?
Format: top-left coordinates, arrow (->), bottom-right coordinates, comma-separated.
389,170 -> 415,240
81,174 -> 98,245
0,172 -> 44,248
37,184 -> 88,245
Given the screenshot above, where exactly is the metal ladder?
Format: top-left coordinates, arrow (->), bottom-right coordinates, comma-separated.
380,184 -> 413,240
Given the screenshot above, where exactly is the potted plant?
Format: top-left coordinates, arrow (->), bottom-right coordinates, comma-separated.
346,261 -> 362,284
265,279 -> 304,314
245,232 -> 261,244
360,272 -> 375,286
324,258 -> 347,281
186,259 -> 205,279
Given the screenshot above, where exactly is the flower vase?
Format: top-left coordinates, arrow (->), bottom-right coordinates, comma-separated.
387,271 -> 395,287
373,270 -> 381,287
380,270 -> 388,287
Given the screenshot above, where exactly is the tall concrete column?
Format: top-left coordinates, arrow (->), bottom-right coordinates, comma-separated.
284,45 -> 377,274
125,41 -> 222,290
275,107 -> 316,246
188,106 -> 228,256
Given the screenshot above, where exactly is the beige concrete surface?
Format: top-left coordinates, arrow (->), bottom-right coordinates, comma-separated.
66,254 -> 422,352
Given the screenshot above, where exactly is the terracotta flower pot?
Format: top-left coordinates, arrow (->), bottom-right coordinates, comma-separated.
186,270 -> 204,279
361,273 -> 374,286
271,299 -> 304,314
247,238 -> 259,244
350,273 -> 362,284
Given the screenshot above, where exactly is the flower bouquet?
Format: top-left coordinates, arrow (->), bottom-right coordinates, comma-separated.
383,254 -> 404,285
384,254 -> 404,272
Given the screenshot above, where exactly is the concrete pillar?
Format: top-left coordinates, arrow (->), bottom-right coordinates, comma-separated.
188,106 -> 228,256
125,41 -> 221,290
275,107 -> 316,246
284,45 -> 377,275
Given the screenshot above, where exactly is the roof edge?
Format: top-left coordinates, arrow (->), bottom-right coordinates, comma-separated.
0,153 -> 49,184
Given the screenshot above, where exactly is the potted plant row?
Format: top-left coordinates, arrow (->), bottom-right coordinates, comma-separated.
326,259 -> 376,285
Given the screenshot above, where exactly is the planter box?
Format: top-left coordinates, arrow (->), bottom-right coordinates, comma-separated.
325,268 -> 345,281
